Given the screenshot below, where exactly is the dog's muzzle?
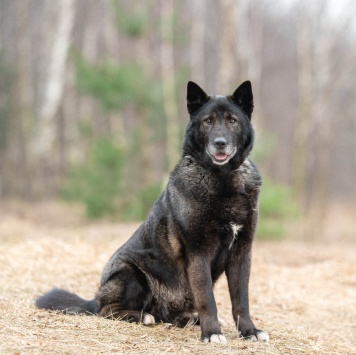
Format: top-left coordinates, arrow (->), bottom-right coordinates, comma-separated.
206,138 -> 237,165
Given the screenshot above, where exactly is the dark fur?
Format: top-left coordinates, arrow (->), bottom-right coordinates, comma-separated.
36,81 -> 268,342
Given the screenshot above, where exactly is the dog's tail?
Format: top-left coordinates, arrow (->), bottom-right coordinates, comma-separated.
35,288 -> 99,315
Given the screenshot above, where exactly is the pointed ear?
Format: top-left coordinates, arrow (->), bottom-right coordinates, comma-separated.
187,81 -> 209,115
230,81 -> 254,119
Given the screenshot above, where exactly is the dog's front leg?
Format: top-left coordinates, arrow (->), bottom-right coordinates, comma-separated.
225,240 -> 269,342
187,255 -> 227,343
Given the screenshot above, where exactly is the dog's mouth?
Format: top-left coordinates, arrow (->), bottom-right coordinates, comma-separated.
213,153 -> 228,161
207,148 -> 237,165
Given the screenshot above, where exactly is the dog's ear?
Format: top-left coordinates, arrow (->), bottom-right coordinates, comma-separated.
187,81 -> 209,115
230,81 -> 254,119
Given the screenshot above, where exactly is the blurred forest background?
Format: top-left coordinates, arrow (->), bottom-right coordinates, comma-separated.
0,0 -> 355,240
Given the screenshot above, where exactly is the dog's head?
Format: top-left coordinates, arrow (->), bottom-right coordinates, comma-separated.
183,81 -> 254,171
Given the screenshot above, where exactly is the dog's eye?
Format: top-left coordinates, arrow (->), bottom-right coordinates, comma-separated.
204,118 -> 212,125
229,117 -> 238,124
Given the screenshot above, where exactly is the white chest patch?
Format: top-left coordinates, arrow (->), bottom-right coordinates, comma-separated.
229,223 -> 243,250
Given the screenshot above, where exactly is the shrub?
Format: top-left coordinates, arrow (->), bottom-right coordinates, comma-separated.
61,136 -> 164,220
61,138 -> 124,218
256,179 -> 297,239
120,183 -> 162,222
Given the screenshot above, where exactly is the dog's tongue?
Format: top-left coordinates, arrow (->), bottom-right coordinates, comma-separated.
214,153 -> 228,161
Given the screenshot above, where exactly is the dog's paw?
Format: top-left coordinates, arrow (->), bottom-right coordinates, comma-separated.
142,313 -> 155,325
238,329 -> 269,342
254,330 -> 269,342
202,334 -> 227,344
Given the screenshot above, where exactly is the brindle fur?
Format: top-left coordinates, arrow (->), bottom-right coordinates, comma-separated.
36,81 -> 268,343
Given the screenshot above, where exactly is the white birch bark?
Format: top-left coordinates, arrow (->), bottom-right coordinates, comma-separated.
37,0 -> 75,155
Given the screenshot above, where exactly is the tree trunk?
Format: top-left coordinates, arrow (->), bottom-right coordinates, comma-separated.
160,0 -> 180,172
217,0 -> 235,93
14,0 -> 34,198
190,0 -> 207,87
37,0 -> 75,156
292,5 -> 313,210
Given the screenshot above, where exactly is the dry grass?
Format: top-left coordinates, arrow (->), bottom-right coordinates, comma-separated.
0,202 -> 355,354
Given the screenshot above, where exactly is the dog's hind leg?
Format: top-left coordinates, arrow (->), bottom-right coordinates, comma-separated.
172,311 -> 199,327
99,305 -> 155,325
96,263 -> 154,325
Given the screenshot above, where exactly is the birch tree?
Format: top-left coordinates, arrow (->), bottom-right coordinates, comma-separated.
37,0 -> 75,155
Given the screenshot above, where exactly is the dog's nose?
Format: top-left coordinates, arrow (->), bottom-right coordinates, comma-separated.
214,137 -> 227,149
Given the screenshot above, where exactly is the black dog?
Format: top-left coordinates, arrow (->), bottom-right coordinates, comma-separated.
36,81 -> 269,343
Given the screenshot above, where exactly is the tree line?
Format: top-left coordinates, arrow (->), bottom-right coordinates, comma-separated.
0,0 -> 355,233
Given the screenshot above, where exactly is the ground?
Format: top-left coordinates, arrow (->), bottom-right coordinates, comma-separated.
0,202 -> 355,354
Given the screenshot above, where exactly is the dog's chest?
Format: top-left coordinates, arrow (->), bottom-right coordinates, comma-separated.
201,193 -> 249,250
187,172 -> 251,230
209,221 -> 244,279
211,190 -> 250,222
171,157 -> 258,238
228,222 -> 243,250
